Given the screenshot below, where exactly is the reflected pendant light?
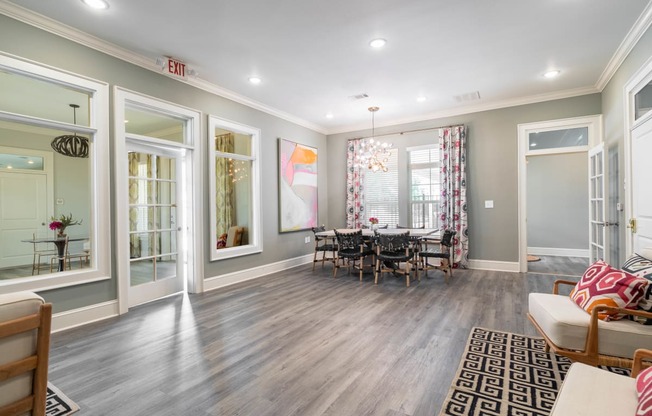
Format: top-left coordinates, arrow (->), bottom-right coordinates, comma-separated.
51,104 -> 89,158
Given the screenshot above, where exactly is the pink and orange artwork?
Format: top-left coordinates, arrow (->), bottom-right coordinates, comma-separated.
279,138 -> 318,232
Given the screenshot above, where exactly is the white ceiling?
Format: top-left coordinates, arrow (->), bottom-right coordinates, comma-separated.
3,0 -> 652,134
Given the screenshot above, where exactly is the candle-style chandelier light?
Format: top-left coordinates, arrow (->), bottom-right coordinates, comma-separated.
355,106 -> 392,173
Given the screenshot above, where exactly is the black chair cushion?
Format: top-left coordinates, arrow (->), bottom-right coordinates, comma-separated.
338,247 -> 373,258
420,248 -> 450,259
315,243 -> 338,251
377,251 -> 411,262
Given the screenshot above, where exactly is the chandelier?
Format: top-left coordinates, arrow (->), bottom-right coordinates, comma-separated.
355,106 -> 392,173
51,104 -> 89,158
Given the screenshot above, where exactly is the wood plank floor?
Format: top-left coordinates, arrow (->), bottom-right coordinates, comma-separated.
527,255 -> 588,277
49,263 -> 579,416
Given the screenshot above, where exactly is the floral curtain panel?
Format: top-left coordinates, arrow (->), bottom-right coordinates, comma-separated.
439,125 -> 469,268
345,139 -> 366,228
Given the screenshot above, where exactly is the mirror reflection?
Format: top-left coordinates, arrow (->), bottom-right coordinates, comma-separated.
214,129 -> 252,250
0,120 -> 92,280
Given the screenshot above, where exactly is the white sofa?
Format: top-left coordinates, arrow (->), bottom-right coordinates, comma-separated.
0,291 -> 52,416
550,349 -> 652,416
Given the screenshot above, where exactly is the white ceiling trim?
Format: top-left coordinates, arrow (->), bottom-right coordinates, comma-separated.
1,1 -> 649,137
595,0 -> 652,91
0,2 -> 328,135
328,85 -> 600,136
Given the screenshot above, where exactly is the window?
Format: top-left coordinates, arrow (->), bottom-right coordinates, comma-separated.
0,53 -> 110,293
408,145 -> 440,228
635,79 -> 652,121
363,148 -> 398,226
208,116 -> 262,260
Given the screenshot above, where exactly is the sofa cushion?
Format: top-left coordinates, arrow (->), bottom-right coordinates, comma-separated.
623,253 -> 652,325
529,292 -> 652,359
637,366 -> 652,416
550,362 -> 636,416
570,260 -> 648,320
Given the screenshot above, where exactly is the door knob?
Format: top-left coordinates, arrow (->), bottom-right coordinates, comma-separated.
627,218 -> 637,234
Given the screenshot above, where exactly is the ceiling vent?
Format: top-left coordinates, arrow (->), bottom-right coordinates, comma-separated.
453,91 -> 481,103
348,93 -> 369,100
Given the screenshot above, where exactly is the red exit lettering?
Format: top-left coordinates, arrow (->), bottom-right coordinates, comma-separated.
166,59 -> 186,78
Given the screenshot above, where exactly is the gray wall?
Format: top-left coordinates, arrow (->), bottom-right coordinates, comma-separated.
327,95 -> 602,263
0,15 -> 328,312
526,152 -> 588,250
602,23 -> 652,263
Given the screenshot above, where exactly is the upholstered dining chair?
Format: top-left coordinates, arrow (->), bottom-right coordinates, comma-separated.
418,229 -> 456,282
333,229 -> 374,281
310,226 -> 338,270
374,231 -> 416,287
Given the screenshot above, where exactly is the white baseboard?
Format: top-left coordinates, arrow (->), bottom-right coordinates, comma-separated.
468,259 -> 520,272
52,300 -> 119,333
527,247 -> 589,258
204,254 -> 313,292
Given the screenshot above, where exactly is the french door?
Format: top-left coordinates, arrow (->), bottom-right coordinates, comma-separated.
126,143 -> 185,307
589,143 -> 609,263
631,117 -> 652,253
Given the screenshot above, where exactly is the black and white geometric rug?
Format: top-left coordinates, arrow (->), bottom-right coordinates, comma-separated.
439,327 -> 630,416
47,382 -> 79,416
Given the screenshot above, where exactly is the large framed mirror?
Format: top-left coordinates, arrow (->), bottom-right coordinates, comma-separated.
208,115 -> 262,260
0,53 -> 110,293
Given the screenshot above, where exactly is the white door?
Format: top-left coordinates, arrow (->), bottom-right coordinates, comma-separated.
588,143 -> 610,263
127,144 -> 184,307
631,117 -> 652,253
0,172 -> 50,268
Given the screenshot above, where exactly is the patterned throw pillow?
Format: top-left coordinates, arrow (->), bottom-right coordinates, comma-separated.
570,260 -> 648,321
623,253 -> 652,325
637,366 -> 652,416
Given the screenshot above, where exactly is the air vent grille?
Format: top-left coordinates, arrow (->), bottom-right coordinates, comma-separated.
349,93 -> 369,100
453,91 -> 481,103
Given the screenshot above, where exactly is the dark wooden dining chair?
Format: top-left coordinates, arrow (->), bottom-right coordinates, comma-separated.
374,231 -> 416,287
418,229 -> 456,282
333,229 -> 374,281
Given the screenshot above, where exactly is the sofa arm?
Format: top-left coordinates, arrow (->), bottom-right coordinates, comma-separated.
633,349 -> 652,377
553,279 -> 577,295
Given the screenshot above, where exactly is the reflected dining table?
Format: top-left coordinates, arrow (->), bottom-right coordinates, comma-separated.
22,235 -> 88,272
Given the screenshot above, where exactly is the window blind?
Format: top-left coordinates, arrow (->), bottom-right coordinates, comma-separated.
363,148 -> 399,227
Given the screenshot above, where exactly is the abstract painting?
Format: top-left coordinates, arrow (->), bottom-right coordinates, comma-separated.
279,138 -> 318,232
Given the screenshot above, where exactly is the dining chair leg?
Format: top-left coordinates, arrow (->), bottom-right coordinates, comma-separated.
312,249 -> 318,271
406,262 -> 411,287
333,255 -> 339,278
374,258 -> 380,285
359,258 -> 364,281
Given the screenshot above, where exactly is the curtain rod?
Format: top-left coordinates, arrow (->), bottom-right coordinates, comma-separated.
347,124 -> 462,141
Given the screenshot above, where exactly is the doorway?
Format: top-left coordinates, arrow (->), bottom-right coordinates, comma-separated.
518,115 -> 603,274
114,88 -> 202,313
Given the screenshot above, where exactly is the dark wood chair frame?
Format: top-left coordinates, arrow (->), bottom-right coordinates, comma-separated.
0,302 -> 52,416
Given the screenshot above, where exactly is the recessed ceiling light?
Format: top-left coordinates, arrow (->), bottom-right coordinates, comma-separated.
124,119 -> 129,123
530,143 -> 538,147
543,70 -> 560,79
369,38 -> 387,48
325,113 -> 334,119
27,160 -> 34,164
248,77 -> 262,85
81,0 -> 109,9
416,96 -> 427,103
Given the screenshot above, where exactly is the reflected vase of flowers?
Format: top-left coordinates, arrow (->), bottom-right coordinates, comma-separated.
369,217 -> 379,231
49,213 -> 82,238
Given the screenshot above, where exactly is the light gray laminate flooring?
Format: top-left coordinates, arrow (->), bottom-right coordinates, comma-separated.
49,264 -> 570,416
526,255 -> 589,277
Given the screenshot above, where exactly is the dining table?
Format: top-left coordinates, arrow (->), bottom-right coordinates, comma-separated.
315,228 -> 440,239
22,235 -> 89,272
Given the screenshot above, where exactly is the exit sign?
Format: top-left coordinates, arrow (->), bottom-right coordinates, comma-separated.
164,57 -> 187,79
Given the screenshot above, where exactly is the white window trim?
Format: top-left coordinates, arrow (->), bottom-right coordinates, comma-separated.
208,115 -> 262,261
114,87 -> 203,314
0,53 -> 111,294
517,114 -> 603,273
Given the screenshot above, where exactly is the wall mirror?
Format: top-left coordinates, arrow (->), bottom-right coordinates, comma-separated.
0,54 -> 110,293
208,115 -> 262,260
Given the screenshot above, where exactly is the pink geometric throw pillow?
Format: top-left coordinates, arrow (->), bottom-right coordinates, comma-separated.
570,260 -> 648,321
637,366 -> 652,416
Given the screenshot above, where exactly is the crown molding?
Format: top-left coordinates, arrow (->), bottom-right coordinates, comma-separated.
0,2 -> 328,135
326,85 -> 599,136
595,0 -> 652,91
